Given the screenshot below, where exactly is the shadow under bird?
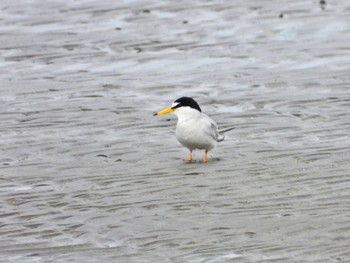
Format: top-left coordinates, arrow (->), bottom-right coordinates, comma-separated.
154,97 -> 235,163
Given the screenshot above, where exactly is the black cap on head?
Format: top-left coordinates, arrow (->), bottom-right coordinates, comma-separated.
172,97 -> 202,112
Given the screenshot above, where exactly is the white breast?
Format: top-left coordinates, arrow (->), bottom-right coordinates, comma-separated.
174,108 -> 218,150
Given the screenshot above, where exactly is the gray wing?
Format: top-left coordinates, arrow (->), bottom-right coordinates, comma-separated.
201,113 -> 220,141
202,113 -> 229,142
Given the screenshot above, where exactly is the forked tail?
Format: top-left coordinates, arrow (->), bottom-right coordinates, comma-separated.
218,126 -> 235,134
217,126 -> 235,142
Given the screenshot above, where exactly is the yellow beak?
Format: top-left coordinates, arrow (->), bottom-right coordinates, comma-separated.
154,107 -> 175,115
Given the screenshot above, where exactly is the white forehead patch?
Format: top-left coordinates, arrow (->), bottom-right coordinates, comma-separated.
171,102 -> 180,108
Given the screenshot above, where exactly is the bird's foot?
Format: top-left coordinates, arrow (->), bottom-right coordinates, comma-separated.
201,150 -> 208,163
188,150 -> 193,163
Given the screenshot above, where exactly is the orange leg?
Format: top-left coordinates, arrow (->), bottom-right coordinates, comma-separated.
188,150 -> 193,163
202,150 -> 208,163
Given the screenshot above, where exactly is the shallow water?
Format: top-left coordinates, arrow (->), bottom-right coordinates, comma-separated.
1,0 -> 350,262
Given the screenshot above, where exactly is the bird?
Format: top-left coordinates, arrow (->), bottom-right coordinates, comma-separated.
154,97 -> 235,163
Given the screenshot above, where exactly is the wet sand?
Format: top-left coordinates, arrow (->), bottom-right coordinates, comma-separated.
1,0 -> 350,262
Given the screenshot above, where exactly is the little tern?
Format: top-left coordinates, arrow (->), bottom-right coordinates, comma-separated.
154,97 -> 234,162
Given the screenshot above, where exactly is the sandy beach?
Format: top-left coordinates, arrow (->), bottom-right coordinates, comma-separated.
1,0 -> 350,262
